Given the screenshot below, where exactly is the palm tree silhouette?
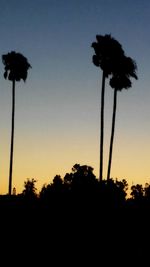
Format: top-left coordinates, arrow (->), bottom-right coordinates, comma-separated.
91,34 -> 124,181
107,56 -> 138,180
2,51 -> 31,195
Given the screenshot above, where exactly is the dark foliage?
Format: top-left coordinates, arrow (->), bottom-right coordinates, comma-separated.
92,34 -> 125,76
0,165 -> 150,265
2,51 -> 31,81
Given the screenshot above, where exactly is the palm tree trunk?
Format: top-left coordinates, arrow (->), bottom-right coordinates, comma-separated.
107,88 -> 117,180
99,71 -> 106,182
8,79 -> 15,195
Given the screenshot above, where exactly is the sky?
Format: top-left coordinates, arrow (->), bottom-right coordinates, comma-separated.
0,0 -> 150,194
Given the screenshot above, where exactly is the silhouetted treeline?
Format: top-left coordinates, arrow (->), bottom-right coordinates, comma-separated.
0,164 -> 150,265
1,164 -> 150,212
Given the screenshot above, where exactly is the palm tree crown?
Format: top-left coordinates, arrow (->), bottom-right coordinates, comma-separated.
110,56 -> 138,90
2,51 -> 31,82
91,34 -> 125,77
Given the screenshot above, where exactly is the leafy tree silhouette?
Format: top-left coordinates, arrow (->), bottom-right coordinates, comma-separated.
40,183 -> 52,202
91,34 -> 124,181
2,51 -> 31,195
40,164 -> 98,211
63,164 -> 99,214
107,56 -> 138,180
22,178 -> 37,199
98,178 -> 128,208
65,164 -> 97,193
39,175 -> 65,210
52,175 -> 63,190
144,183 -> 150,202
130,184 -> 144,204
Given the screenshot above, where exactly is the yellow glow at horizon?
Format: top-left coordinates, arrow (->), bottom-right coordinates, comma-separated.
1,126 -> 150,195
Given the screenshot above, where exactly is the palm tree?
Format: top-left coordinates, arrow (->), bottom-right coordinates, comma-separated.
107,56 -> 138,180
91,34 -> 124,181
2,51 -> 31,195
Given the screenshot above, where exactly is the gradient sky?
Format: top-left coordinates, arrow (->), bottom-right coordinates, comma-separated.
0,0 -> 150,194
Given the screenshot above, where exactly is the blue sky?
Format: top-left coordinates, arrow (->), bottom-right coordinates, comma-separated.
0,0 -> 150,193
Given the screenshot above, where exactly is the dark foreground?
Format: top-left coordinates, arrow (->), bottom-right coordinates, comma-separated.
0,195 -> 149,266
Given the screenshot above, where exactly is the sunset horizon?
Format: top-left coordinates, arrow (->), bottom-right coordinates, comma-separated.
0,0 -> 150,195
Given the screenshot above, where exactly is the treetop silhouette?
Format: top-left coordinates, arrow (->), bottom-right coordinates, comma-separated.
92,34 -> 125,76
109,56 -> 138,91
